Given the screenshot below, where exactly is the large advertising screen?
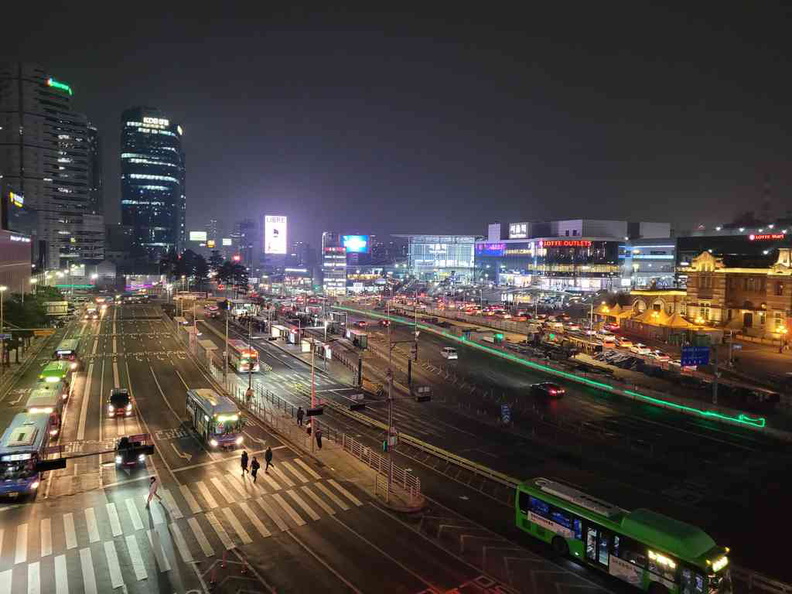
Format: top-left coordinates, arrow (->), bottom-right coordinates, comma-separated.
189,231 -> 207,242
342,235 -> 369,253
264,215 -> 288,254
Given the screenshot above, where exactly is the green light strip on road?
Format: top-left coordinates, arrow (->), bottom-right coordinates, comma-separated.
335,305 -> 767,430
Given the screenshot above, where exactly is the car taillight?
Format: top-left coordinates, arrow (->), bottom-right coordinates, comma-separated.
549,389 -> 556,394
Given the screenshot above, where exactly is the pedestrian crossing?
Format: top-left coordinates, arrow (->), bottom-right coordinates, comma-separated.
0,459 -> 363,592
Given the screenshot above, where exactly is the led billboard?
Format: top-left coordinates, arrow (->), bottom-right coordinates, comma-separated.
189,231 -> 207,242
222,238 -> 232,246
264,215 -> 287,254
342,235 -> 369,253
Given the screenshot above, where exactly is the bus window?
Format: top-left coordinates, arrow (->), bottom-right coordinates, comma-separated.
597,531 -> 610,566
681,567 -> 705,594
586,527 -> 597,561
573,518 -> 582,540
517,491 -> 529,514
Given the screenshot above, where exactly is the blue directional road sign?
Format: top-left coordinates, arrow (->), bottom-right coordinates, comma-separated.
0,334 -> 11,340
501,404 -> 511,424
681,346 -> 710,367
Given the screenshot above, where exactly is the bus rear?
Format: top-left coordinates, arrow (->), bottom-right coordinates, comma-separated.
0,413 -> 50,498
39,361 -> 72,397
25,385 -> 65,437
54,339 -> 81,370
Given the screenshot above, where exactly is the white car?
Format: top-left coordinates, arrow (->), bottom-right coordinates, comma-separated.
441,347 -> 458,360
630,343 -> 652,355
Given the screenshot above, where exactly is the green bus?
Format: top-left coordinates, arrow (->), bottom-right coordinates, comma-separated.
38,361 -> 73,396
53,338 -> 81,370
516,478 -> 731,593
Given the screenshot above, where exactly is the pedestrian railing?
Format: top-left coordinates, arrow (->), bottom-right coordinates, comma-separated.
340,433 -> 421,504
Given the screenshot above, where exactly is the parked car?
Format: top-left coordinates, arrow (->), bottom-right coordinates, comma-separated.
530,382 -> 565,398
353,320 -> 368,328
615,337 -> 633,348
650,350 -> 671,361
441,347 -> 458,360
630,343 -> 652,355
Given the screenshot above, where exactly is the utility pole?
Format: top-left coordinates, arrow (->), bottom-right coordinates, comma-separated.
712,344 -> 719,405
224,309 -> 229,386
192,300 -> 197,351
386,297 -> 394,503
0,286 -> 6,369
248,316 -> 253,391
310,338 -> 318,454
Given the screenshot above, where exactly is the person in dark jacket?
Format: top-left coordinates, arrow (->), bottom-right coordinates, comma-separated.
250,456 -> 260,482
264,446 -> 273,473
240,451 -> 249,477
296,407 -> 304,426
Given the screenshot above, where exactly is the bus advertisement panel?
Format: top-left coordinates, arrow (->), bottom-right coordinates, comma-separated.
228,339 -> 260,373
185,389 -> 244,449
0,413 -> 53,498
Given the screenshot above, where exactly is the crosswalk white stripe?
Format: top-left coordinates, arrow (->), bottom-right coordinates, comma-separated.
125,534 -> 147,581
106,502 -> 123,537
169,523 -> 193,563
149,500 -> 167,525
196,481 -> 219,509
211,477 -> 236,505
40,518 -> 52,557
103,541 -> 125,589
85,508 -> 100,543
205,511 -> 235,549
179,484 -> 202,514
226,475 -> 250,499
238,502 -> 271,539
328,479 -> 363,506
54,555 -> 68,594
314,481 -> 350,511
281,461 -> 308,483
187,517 -> 214,558
79,547 -> 97,594
271,465 -> 295,487
287,489 -> 320,520
63,514 -> 77,550
125,498 -> 144,530
147,529 -> 172,572
27,561 -> 40,594
222,507 -> 252,544
301,485 -> 335,516
0,531 -> 3,561
160,489 -> 184,519
294,458 -> 321,480
255,497 -> 289,531
15,522 -> 27,564
271,493 -> 306,526
262,472 -> 283,491
0,569 -> 10,594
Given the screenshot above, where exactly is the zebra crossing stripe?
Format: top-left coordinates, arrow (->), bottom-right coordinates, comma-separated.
282,461 -> 308,483
106,502 -> 123,537
205,511 -> 235,550
27,561 -> 40,594
160,489 -> 184,519
179,484 -> 202,514
40,518 -> 52,557
287,490 -> 320,521
294,458 -> 321,480
85,508 -> 100,543
255,497 -> 289,532
63,514 -> 77,550
79,547 -> 97,594
238,502 -> 271,539
196,481 -> 219,509
15,522 -> 27,564
211,477 -> 237,505
301,485 -> 335,515
169,523 -> 194,563
125,534 -> 148,581
272,493 -> 305,526
314,481 -> 350,511
54,555 -> 68,594
262,472 -> 282,491
225,475 -> 250,499
270,466 -> 295,487
103,541 -> 125,589
222,507 -> 252,545
328,479 -> 363,506
187,517 -> 214,558
126,498 -> 144,531
0,569 -> 9,594
147,529 -> 172,572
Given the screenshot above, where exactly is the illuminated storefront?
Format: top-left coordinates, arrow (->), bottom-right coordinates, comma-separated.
399,235 -> 478,283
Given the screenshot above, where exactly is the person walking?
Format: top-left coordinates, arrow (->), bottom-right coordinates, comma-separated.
264,446 -> 273,473
315,427 -> 323,450
296,406 -> 304,426
241,450 -> 249,477
146,476 -> 162,508
251,456 -> 260,482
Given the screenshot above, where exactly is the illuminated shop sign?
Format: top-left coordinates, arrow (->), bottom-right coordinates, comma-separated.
9,191 -> 24,207
475,242 -> 506,256
46,77 -> 73,95
504,249 -> 533,255
749,233 -> 785,241
143,116 -> 170,128
540,240 -> 593,248
509,222 -> 529,239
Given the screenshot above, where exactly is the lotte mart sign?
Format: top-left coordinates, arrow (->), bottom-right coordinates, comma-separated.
749,233 -> 785,241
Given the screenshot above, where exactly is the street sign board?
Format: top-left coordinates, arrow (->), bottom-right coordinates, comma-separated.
501,404 -> 511,424
732,344 -> 742,350
34,329 -> 56,337
681,346 -> 710,367
0,333 -> 11,340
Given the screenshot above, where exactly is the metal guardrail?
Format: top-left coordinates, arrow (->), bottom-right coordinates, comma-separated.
732,567 -> 792,593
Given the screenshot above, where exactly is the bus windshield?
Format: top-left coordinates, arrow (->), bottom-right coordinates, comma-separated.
0,457 -> 36,480
212,416 -> 242,436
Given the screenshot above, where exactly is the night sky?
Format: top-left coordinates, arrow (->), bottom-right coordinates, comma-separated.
3,2 -> 791,243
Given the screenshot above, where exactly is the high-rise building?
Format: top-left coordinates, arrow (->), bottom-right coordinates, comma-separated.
204,218 -> 221,246
120,107 -> 185,270
232,218 -> 259,266
0,63 -> 104,269
322,232 -> 347,296
87,124 -> 103,214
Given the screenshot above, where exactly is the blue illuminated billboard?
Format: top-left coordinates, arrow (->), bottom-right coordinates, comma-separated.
342,235 -> 369,253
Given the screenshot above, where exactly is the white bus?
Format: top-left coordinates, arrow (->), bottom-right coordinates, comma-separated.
186,389 -> 244,449
227,339 -> 260,373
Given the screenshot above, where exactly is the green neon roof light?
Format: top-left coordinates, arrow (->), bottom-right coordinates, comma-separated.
336,305 -> 766,430
46,78 -> 73,96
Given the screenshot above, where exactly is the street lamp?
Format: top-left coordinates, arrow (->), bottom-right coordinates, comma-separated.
0,286 -> 7,368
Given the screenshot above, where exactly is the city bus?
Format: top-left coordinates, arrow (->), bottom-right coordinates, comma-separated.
516,478 -> 731,593
39,361 -> 73,398
24,384 -> 66,437
186,389 -> 244,448
54,338 -> 81,370
0,413 -> 53,499
227,339 -> 260,373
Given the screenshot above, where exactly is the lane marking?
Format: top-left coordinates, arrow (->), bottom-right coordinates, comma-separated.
169,522 -> 194,563
222,507 -> 252,545
103,540 -> 125,589
106,502 -> 123,537
271,493 -> 305,526
77,362 -> 94,440
301,485 -> 335,516
179,484 -> 203,514
54,554 -> 68,594
63,514 -> 77,550
125,534 -> 148,581
262,472 -> 283,491
187,517 -> 214,558
286,530 -> 363,594
112,361 -> 120,388
211,477 -> 237,505
27,561 -> 40,594
196,481 -> 219,509
79,547 -> 98,594
126,497 -> 144,531
286,489 -> 320,521
225,474 -> 251,499
328,479 -> 363,506
238,502 -> 271,539
40,518 -> 52,557
205,511 -> 235,549
15,522 -> 27,564
160,488 -> 184,519
314,481 -> 350,511
281,461 -> 308,483
85,507 -> 100,543
294,458 -> 321,480
147,528 -> 172,572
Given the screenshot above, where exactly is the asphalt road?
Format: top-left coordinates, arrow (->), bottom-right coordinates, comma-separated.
0,302 -> 611,594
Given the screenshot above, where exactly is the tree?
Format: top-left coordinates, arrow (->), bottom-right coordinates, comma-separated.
208,250 -> 224,271
216,261 -> 248,288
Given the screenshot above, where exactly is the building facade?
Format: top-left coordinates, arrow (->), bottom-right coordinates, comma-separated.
399,234 -> 477,284
620,239 -> 676,289
0,63 -> 104,269
120,107 -> 185,270
321,232 -> 347,296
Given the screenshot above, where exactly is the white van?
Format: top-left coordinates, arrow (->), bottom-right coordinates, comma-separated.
441,347 -> 458,360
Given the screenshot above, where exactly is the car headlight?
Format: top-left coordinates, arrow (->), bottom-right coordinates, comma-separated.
49,429 -> 58,436
62,393 -> 68,400
235,436 -> 243,444
138,454 -> 145,462
30,481 -> 40,490
115,455 -> 122,464
210,439 -> 218,447
70,362 -> 78,370
126,403 -> 132,411
108,405 -> 114,412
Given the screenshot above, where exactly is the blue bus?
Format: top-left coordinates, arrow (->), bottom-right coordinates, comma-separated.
186,388 -> 244,449
0,413 -> 52,499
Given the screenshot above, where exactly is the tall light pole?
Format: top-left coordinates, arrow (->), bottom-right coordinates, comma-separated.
386,296 -> 394,503
224,308 -> 229,385
248,316 -> 253,391
0,286 -> 7,368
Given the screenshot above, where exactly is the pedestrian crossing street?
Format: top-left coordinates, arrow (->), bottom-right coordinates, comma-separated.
0,458 -> 363,592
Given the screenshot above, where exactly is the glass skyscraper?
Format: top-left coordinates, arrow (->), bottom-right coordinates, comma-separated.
120,107 -> 185,270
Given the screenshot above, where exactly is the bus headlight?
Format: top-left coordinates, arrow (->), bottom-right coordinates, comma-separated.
62,393 -> 68,400
30,481 -> 40,490
138,454 -> 145,462
70,362 -> 78,370
235,436 -> 243,445
126,403 -> 132,411
108,405 -> 115,412
115,455 -> 122,464
210,439 -> 218,447
49,429 -> 58,436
